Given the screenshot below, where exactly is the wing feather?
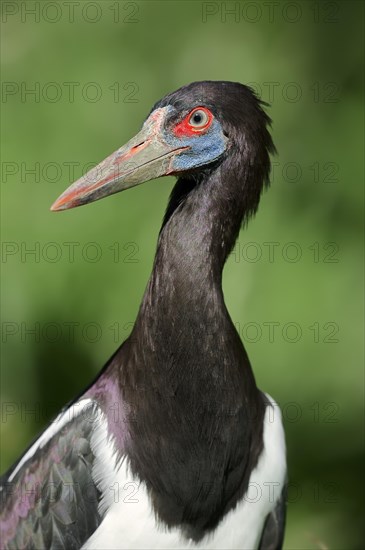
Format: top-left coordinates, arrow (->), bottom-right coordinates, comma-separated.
0,400 -> 103,549
258,483 -> 287,550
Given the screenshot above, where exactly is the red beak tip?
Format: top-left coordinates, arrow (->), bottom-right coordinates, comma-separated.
50,199 -> 69,212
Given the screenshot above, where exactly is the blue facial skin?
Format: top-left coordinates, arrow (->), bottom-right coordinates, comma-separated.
162,110 -> 228,173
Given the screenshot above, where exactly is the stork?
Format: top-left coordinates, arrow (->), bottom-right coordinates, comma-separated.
0,81 -> 287,549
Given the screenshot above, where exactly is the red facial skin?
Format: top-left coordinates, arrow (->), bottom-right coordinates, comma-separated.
173,107 -> 213,138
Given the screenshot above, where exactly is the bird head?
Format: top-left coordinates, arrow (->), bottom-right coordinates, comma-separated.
51,81 -> 273,212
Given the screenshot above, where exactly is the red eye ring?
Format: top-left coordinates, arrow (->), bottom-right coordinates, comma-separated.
173,107 -> 213,138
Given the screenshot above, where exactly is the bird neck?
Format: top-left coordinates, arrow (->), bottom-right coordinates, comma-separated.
131,162 -> 259,399
158,163 -> 246,278
101,164 -> 266,538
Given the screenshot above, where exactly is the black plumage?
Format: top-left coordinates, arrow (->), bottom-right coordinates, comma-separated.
1,81 -> 286,550
120,83 -> 276,537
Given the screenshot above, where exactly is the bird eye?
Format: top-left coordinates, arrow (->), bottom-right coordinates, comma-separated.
189,109 -> 209,128
173,107 -> 213,137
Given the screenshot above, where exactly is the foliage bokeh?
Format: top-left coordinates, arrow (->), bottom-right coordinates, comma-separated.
1,1 -> 364,548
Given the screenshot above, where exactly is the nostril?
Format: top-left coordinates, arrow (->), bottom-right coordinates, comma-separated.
131,141 -> 145,151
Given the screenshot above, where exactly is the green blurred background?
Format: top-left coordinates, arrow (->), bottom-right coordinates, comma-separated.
1,1 -> 364,548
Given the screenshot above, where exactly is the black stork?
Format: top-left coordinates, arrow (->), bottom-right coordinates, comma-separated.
0,81 -> 287,549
